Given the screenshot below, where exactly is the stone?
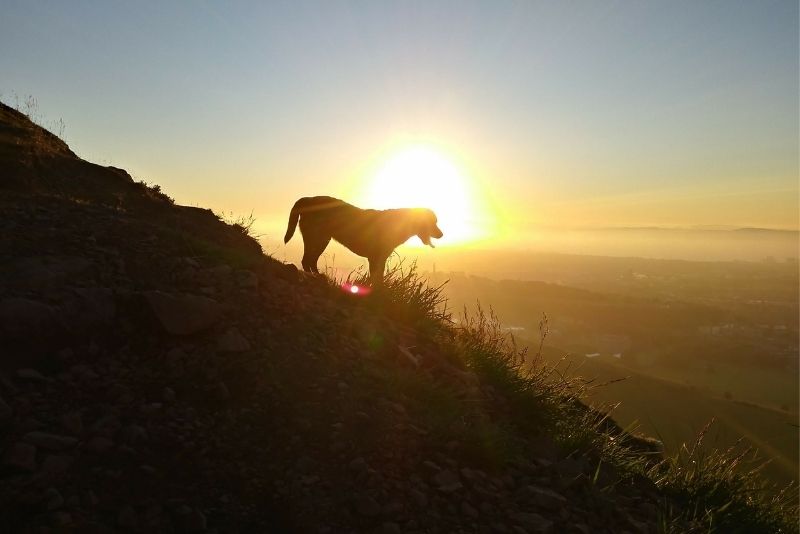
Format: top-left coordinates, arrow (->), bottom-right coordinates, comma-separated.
23,432 -> 78,451
44,487 -> 64,510
623,513 -> 649,533
382,501 -> 404,516
118,505 -> 139,529
521,485 -> 567,510
381,522 -> 402,534
4,442 -> 37,471
91,414 -> 121,437
121,424 -> 148,446
421,460 -> 441,473
216,327 -> 251,352
51,511 -> 73,527
87,436 -> 115,454
214,382 -> 231,401
0,396 -> 12,424
461,501 -> 479,519
513,512 -> 554,534
409,488 -> 428,508
144,291 -> 222,335
62,287 -> 116,331
16,368 -> 50,382
432,469 -> 462,493
60,412 -> 83,436
355,495 -> 381,517
175,505 -> 207,531
82,490 -> 99,507
348,457 -> 368,473
236,270 -> 259,289
0,298 -> 60,339
39,454 -> 74,476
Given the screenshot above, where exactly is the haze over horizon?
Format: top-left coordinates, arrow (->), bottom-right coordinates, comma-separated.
2,1 -> 798,252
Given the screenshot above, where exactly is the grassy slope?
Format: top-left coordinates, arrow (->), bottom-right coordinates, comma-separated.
434,272 -> 798,491
549,353 -> 799,488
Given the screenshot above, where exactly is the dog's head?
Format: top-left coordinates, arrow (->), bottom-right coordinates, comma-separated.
414,208 -> 444,247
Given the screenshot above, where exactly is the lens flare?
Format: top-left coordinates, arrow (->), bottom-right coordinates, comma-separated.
341,283 -> 371,296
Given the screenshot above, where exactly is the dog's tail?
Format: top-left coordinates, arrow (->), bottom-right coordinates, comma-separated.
284,198 -> 307,244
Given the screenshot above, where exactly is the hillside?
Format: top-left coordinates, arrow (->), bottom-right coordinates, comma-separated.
0,102 -> 795,533
425,272 -> 799,488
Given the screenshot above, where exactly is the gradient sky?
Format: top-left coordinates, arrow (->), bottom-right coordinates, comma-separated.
2,1 -> 798,244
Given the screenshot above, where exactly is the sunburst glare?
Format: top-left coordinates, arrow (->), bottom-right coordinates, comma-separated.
360,144 -> 481,245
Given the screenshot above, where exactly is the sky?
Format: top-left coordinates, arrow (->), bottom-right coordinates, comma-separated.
2,1 -> 798,251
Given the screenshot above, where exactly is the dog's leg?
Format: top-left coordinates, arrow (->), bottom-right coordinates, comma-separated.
368,255 -> 388,285
302,235 -> 331,274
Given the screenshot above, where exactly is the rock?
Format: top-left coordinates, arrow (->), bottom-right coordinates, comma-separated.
521,485 -> 568,510
23,431 -> 78,451
108,383 -> 134,404
432,469 -> 462,493
348,457 -> 369,474
513,512 -> 554,534
409,488 -> 428,508
7,256 -> 92,291
354,495 -> 381,517
118,505 -> 139,529
44,487 -> 64,510
120,424 -> 148,446
86,436 -> 115,454
69,364 -> 99,382
623,513 -> 649,533
0,395 -> 12,423
214,382 -> 231,401
381,522 -> 402,534
216,327 -> 251,352
236,270 -> 259,289
144,291 -> 222,335
3,442 -> 37,471
51,511 -> 73,528
39,454 -> 74,476
422,460 -> 441,473
175,505 -> 207,531
295,456 -> 315,473
0,298 -> 60,339
82,490 -> 99,507
62,287 -> 116,330
16,368 -> 50,382
60,412 -> 83,436
461,501 -> 479,519
91,414 -> 121,437
382,501 -> 404,516
555,457 -> 589,479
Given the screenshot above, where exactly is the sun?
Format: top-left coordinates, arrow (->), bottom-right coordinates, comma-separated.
360,144 -> 479,245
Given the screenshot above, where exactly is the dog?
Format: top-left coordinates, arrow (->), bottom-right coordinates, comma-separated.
284,196 -> 443,282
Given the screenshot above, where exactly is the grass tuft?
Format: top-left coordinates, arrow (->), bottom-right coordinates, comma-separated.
650,420 -> 799,533
216,210 -> 263,239
339,258 -> 452,334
